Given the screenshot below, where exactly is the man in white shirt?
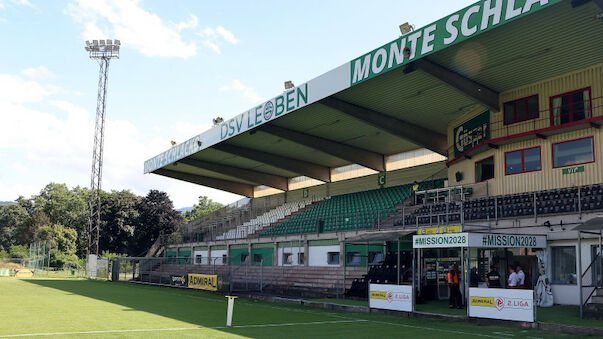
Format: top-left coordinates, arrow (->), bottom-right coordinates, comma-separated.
516,265 -> 526,289
507,266 -> 518,289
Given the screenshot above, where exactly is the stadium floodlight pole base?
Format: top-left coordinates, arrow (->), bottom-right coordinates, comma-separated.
225,296 -> 238,327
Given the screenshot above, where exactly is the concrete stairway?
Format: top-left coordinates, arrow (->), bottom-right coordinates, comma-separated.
585,288 -> 603,319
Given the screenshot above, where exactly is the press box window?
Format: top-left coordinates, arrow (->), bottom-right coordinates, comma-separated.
283,253 -> 293,265
253,254 -> 263,264
504,95 -> 539,125
298,252 -> 305,265
240,253 -> 249,263
195,254 -> 203,264
552,137 -> 594,168
551,246 -> 576,285
551,88 -> 591,125
475,156 -> 494,182
346,252 -> 361,265
327,252 -> 340,265
505,147 -> 541,175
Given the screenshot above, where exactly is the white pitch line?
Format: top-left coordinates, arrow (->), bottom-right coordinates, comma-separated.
366,320 -> 510,338
0,319 -> 367,337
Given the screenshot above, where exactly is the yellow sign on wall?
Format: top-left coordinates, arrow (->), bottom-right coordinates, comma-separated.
188,274 -> 218,291
417,225 -> 462,235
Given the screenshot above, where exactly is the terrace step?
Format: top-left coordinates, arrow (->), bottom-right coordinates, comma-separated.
591,295 -> 603,304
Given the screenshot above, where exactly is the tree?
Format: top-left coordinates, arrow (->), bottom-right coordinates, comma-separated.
183,196 -> 223,224
8,244 -> 29,259
134,190 -> 183,256
100,190 -> 140,255
35,224 -> 78,267
0,204 -> 30,250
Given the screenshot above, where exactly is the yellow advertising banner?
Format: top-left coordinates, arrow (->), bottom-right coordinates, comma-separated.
470,296 -> 495,307
370,291 -> 387,300
417,225 -> 462,235
188,274 -> 218,291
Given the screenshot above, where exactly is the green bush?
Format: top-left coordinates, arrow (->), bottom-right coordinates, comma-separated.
9,245 -> 29,259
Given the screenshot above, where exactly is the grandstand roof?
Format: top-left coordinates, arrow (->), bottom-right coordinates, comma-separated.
144,0 -> 603,197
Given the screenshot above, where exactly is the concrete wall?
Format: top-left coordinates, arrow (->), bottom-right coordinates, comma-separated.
308,245 -> 340,267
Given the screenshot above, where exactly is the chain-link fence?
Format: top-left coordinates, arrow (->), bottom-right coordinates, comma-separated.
108,256 -> 362,299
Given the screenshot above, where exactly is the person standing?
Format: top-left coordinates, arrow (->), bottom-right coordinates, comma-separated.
507,266 -> 518,289
516,265 -> 526,289
486,265 -> 501,288
447,264 -> 462,309
470,267 -> 479,287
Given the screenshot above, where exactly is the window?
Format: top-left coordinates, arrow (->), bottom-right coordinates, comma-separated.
327,252 -> 340,265
505,147 -> 541,175
551,246 -> 576,284
240,253 -> 249,263
504,95 -> 539,125
222,254 -> 227,265
195,254 -> 203,265
552,137 -> 594,168
346,252 -> 361,265
369,251 -> 384,264
551,88 -> 591,125
475,156 -> 494,182
253,253 -> 263,264
283,253 -> 292,265
298,253 -> 305,265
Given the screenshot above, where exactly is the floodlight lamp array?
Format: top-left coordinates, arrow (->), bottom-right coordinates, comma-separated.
85,39 -> 121,59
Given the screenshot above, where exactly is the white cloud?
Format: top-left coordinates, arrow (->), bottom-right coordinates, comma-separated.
21,66 -> 53,80
197,25 -> 239,54
0,73 -> 241,207
220,79 -> 262,103
66,0 -> 197,59
0,0 -> 33,9
215,26 -> 238,44
202,40 -> 221,55
173,14 -> 197,32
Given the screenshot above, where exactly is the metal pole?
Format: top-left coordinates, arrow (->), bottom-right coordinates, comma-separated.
412,248 -> 416,312
578,232 -> 583,318
461,245 -> 465,309
599,232 -> 602,288
397,239 -> 401,285
260,259 -> 263,293
466,246 -> 470,317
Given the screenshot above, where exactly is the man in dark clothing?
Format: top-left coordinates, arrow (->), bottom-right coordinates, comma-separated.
470,267 -> 479,287
486,265 -> 501,288
447,264 -> 462,308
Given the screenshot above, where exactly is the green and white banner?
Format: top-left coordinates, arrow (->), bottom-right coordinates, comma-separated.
144,0 -> 560,174
413,233 -> 546,249
350,0 -> 559,85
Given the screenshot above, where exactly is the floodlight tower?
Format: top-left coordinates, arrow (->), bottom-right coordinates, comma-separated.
85,39 -> 120,259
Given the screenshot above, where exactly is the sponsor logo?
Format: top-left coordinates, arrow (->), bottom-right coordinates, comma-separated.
470,296 -> 495,307
188,274 -> 218,291
471,295 -> 531,312
263,101 -> 274,121
370,290 -> 410,303
370,291 -> 387,300
171,275 -> 186,285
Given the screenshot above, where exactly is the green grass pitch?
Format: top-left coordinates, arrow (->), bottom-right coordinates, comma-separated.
0,278 -> 588,338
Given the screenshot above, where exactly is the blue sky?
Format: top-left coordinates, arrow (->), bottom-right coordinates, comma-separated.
0,0 -> 473,208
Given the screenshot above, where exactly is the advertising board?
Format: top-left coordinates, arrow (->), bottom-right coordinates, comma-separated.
469,288 -> 534,322
369,284 -> 413,312
188,273 -> 218,291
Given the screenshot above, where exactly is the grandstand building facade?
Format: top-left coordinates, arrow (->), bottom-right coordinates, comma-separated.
144,0 -> 603,307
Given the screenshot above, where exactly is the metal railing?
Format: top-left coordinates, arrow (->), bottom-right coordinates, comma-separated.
447,96 -> 603,160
